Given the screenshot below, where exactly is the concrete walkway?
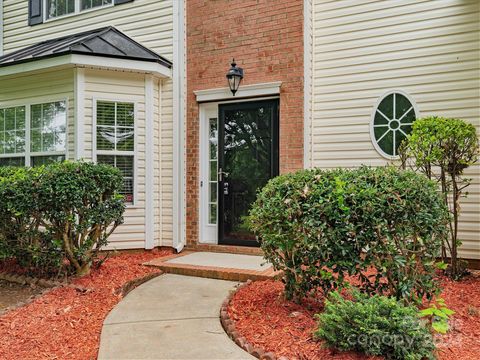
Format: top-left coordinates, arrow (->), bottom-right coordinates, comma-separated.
98,274 -> 254,360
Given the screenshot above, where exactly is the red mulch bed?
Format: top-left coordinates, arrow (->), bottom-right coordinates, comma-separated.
228,273 -> 480,360
0,249 -> 171,360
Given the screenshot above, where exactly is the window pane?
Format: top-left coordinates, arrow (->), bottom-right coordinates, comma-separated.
31,129 -> 42,153
116,127 -> 134,151
4,131 -> 16,154
0,157 -> 25,167
31,105 -> 42,128
15,131 -> 26,153
97,126 -> 116,150
47,0 -> 75,19
209,182 -> 217,203
116,103 -> 134,126
210,160 -> 217,181
31,102 -> 66,153
81,0 -> 112,10
97,154 -> 115,167
209,118 -> 218,160
0,106 -> 26,155
4,108 -> 15,131
377,94 -> 393,119
97,155 -> 134,203
116,156 -> 134,178
97,102 -> 115,126
0,110 -> 4,131
209,204 -> 217,225
31,155 -> 65,167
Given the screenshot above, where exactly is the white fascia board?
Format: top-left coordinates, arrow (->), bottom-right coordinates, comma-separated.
0,55 -> 73,77
194,81 -> 282,103
70,54 -> 172,78
0,54 -> 172,78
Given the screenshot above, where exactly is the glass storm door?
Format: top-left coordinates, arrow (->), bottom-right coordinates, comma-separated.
218,99 -> 279,246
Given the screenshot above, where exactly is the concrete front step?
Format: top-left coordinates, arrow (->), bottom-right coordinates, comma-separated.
144,251 -> 278,282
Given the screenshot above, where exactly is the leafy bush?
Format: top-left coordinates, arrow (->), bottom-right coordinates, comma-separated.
249,166 -> 448,302
399,117 -> 479,278
0,162 -> 125,276
315,291 -> 436,360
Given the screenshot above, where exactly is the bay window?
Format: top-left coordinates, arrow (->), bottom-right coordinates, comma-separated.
95,101 -> 135,204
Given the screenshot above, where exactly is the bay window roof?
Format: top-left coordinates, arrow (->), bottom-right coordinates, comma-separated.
0,27 -> 172,78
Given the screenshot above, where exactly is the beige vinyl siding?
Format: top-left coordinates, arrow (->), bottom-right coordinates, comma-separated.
0,69 -> 75,160
83,69 -> 147,249
2,0 -> 173,60
311,0 -> 480,259
2,0 -> 174,248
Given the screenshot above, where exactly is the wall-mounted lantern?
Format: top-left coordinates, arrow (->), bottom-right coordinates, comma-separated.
226,59 -> 243,96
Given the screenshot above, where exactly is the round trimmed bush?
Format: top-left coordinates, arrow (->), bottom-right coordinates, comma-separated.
249,166 -> 448,302
0,161 -> 125,276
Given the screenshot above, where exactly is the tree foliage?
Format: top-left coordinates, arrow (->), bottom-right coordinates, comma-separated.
399,117 -> 479,278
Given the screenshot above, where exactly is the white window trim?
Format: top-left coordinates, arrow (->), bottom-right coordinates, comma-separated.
43,0 -> 114,22
370,89 -> 419,160
199,103 -> 218,245
0,97 -> 70,166
92,97 -> 138,208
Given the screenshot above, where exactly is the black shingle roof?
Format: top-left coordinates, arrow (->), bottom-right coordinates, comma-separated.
0,26 -> 172,68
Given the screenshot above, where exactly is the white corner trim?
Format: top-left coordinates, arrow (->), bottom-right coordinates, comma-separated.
303,0 -> 312,169
0,54 -> 172,78
194,81 -> 283,103
145,75 -> 155,250
74,67 -> 85,160
172,0 -> 186,252
0,0 -> 4,57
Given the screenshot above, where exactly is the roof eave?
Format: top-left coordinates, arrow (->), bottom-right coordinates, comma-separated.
0,53 -> 172,78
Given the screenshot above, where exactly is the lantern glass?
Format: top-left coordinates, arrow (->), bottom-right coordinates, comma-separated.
226,60 -> 243,96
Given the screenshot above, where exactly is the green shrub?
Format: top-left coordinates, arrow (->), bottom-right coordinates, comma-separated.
249,166 -> 448,302
399,117 -> 479,278
0,161 -> 125,276
315,291 -> 436,360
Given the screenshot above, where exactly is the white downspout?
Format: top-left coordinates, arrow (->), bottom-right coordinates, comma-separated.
172,0 -> 186,252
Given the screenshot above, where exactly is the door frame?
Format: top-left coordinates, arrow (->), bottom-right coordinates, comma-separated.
218,99 -> 280,246
198,96 -> 279,245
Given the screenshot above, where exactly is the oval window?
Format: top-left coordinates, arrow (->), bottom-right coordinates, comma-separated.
371,91 -> 418,158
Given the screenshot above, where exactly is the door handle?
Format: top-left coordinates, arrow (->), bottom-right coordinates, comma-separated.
218,168 -> 229,182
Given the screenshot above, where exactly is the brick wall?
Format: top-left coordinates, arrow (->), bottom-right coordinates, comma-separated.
186,0 -> 304,246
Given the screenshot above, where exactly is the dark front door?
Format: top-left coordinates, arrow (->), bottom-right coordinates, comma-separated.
218,99 -> 279,246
